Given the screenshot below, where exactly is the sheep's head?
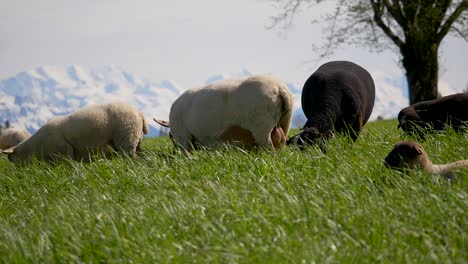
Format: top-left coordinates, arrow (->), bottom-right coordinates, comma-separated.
2,147 -> 19,164
1,144 -> 32,165
384,141 -> 426,170
286,127 -> 321,148
397,107 -> 427,137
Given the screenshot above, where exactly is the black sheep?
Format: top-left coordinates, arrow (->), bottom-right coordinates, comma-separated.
398,93 -> 468,137
288,61 -> 375,147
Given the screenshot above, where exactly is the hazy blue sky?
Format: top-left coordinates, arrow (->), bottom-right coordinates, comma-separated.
1,0 -> 467,91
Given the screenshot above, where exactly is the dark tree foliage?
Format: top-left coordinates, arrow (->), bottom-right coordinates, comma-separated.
269,0 -> 468,104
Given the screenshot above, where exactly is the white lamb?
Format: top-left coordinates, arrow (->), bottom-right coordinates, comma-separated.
2,102 -> 149,164
0,127 -> 31,150
155,75 -> 293,151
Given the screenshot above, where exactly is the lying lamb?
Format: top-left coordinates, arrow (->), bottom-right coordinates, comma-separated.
0,127 -> 31,150
384,141 -> 468,179
155,75 -> 293,151
2,102 -> 148,164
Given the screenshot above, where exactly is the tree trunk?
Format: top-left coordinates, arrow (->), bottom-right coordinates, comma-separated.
401,41 -> 440,105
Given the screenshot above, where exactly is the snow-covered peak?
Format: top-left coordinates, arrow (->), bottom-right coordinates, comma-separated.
0,65 -> 181,137
204,68 -> 255,85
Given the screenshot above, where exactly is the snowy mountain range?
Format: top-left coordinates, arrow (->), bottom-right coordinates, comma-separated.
0,65 -> 181,137
0,65 -> 458,137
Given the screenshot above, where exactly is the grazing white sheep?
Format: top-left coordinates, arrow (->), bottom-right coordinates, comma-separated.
2,102 -> 148,164
155,75 -> 293,151
0,127 -> 31,150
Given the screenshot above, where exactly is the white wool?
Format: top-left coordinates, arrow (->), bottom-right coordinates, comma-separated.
4,102 -> 148,164
0,128 -> 31,150
168,75 -> 293,150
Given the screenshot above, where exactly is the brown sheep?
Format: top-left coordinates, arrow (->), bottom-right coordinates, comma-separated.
384,141 -> 468,179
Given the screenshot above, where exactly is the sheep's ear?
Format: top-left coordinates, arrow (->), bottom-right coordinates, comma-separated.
412,145 -> 423,155
2,147 -> 14,154
416,147 -> 423,155
153,118 -> 170,128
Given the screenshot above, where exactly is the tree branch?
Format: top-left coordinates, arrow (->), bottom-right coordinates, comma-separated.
370,0 -> 405,47
382,0 -> 408,31
436,1 -> 468,43
452,25 -> 468,41
430,0 -> 452,34
267,0 -> 304,30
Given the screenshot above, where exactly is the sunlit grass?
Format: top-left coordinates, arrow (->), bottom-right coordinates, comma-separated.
0,120 -> 467,262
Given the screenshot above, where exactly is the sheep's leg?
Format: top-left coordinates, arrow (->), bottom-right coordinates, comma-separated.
49,139 -> 74,161
277,110 -> 292,138
170,129 -> 194,152
348,126 -> 360,142
336,115 -> 361,142
135,138 -> 143,154
250,126 -> 274,150
349,117 -> 364,142
111,141 -> 138,158
173,137 -> 193,152
110,131 -> 141,158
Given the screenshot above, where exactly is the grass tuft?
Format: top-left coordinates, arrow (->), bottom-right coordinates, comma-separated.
0,119 -> 467,262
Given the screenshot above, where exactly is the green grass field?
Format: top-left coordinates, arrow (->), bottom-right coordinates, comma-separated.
0,120 -> 467,263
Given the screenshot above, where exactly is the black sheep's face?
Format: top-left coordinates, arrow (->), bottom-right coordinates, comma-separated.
384,141 -> 423,170
286,127 -> 320,148
397,109 -> 425,135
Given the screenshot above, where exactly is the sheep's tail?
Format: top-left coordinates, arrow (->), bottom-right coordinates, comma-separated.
140,112 -> 149,135
153,118 -> 170,128
277,84 -> 294,137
